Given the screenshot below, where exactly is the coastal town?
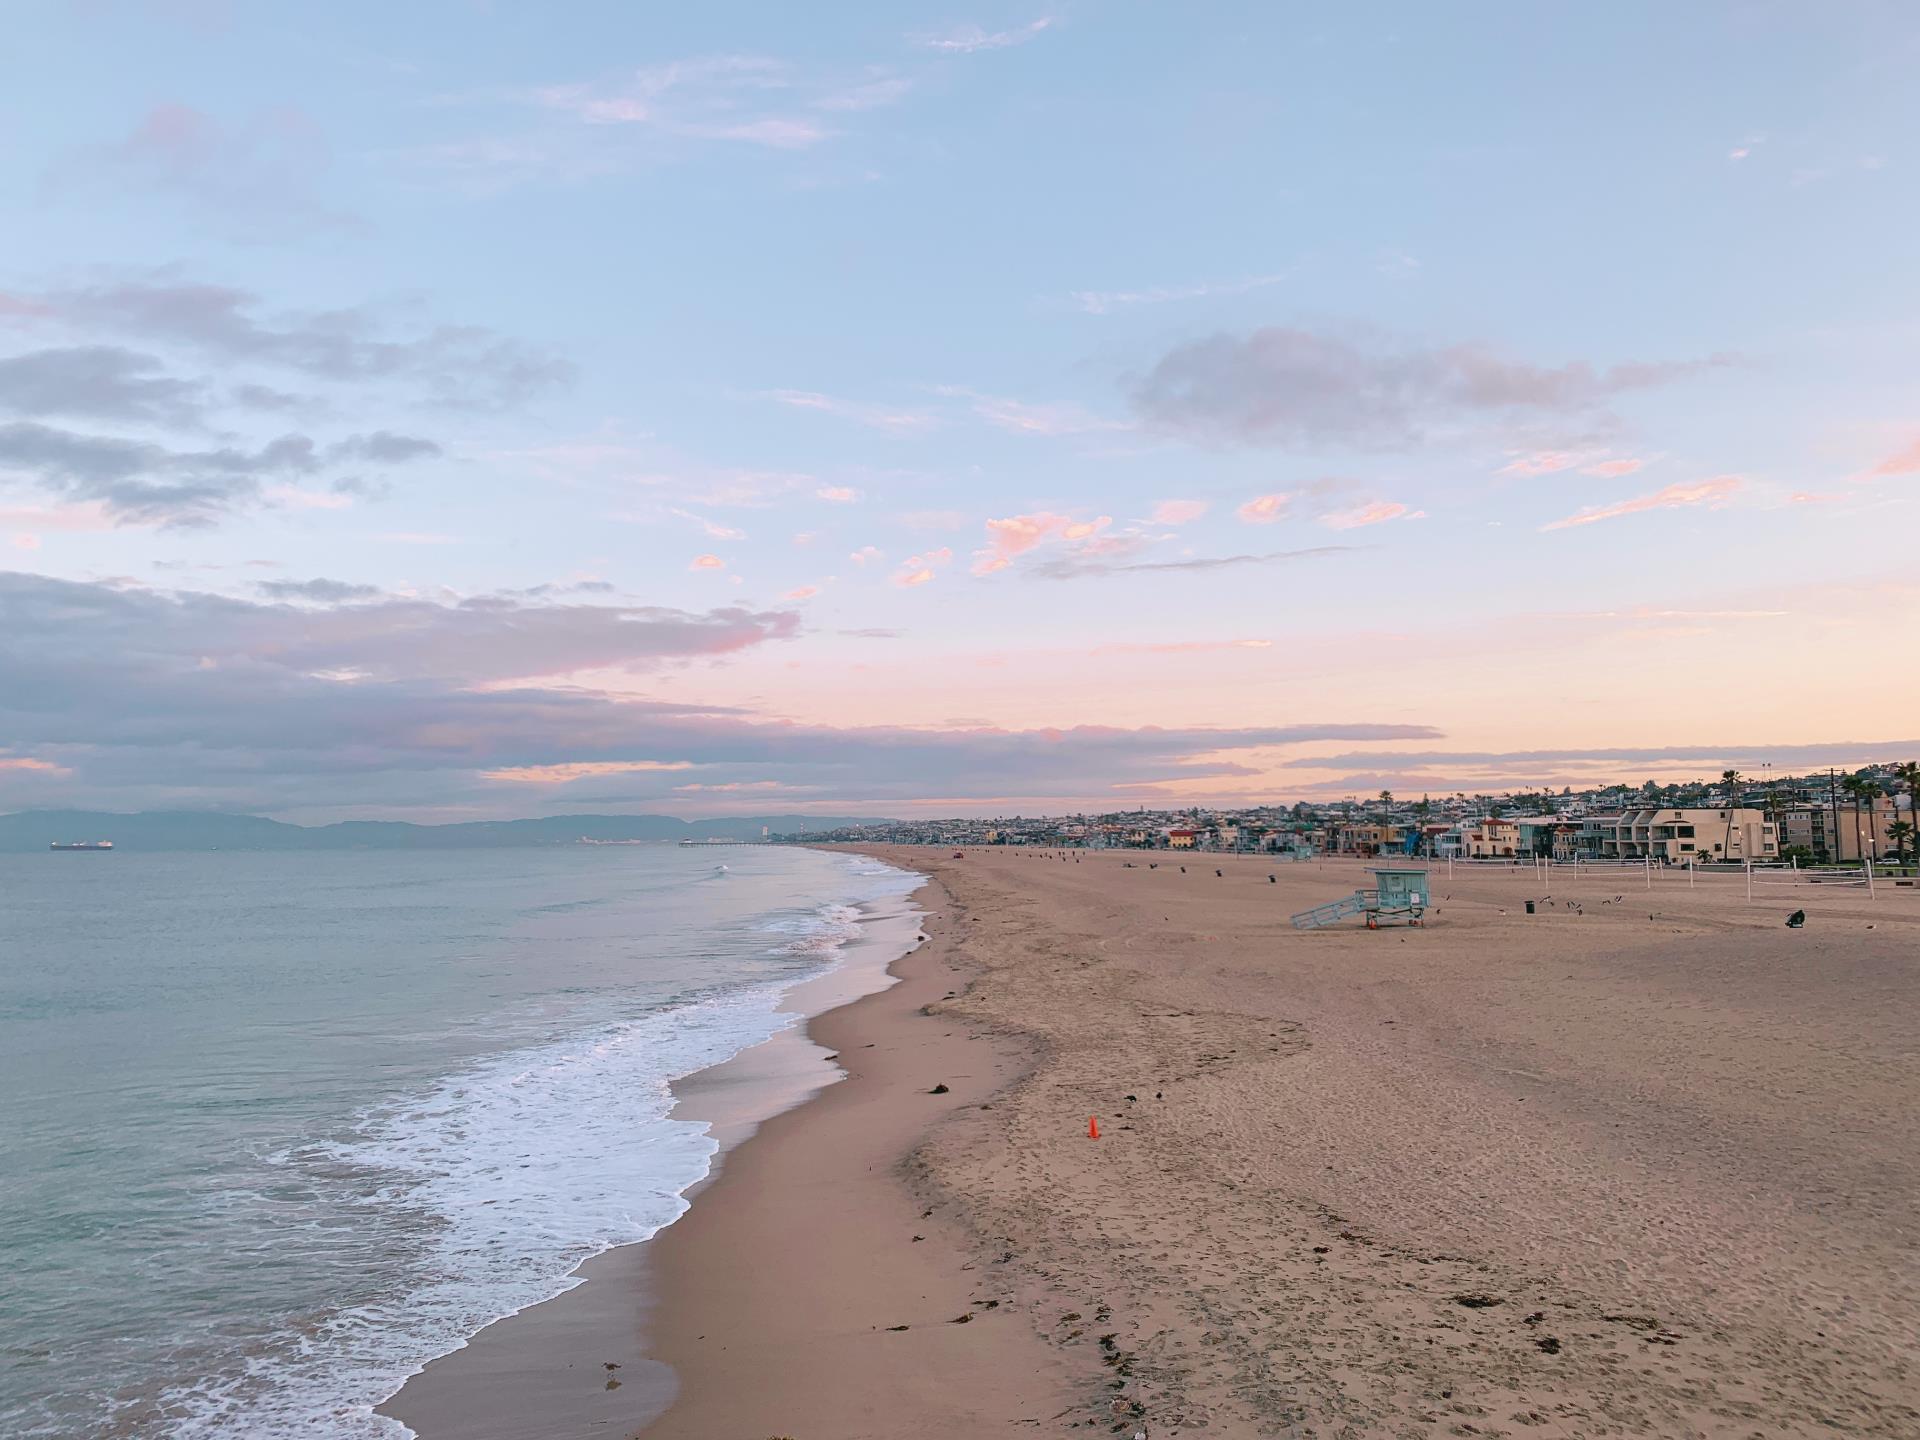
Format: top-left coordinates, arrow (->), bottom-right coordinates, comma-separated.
781,761 -> 1920,867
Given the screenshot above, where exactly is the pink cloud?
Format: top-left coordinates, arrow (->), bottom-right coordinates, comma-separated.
690,553 -> 725,570
770,389 -> 938,433
11,533 -> 41,551
0,756 -> 66,774
1541,476 -> 1742,531
891,546 -> 953,587
1322,501 -> 1426,530
1235,493 -> 1290,524
1497,451 -> 1582,477
970,511 -> 1113,574
849,545 -> 882,565
481,760 -> 694,784
784,585 -> 821,600
672,509 -> 746,539
1582,457 -> 1644,478
1498,451 -> 1644,479
1151,499 -> 1209,525
815,485 -> 859,503
1872,438 -> 1920,476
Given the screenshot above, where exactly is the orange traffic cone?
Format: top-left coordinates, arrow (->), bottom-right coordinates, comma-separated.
1088,1115 -> 1100,1140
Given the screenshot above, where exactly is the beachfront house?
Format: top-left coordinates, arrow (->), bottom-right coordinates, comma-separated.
1461,818 -> 1520,858
1577,808 -> 1778,862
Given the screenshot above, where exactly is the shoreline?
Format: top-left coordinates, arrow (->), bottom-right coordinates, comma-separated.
394,845 -> 1920,1438
633,862 -> 1079,1439
381,863 -> 939,1439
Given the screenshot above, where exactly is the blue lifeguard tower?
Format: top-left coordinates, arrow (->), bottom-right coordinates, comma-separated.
1290,866 -> 1430,930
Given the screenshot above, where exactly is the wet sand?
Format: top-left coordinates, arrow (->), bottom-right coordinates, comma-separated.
399,848 -> 1920,1438
382,891 -> 945,1439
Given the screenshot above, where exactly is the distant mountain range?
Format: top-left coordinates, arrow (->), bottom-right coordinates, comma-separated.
1,810 -> 886,853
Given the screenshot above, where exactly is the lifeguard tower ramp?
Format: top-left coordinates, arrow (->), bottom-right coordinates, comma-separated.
1291,866 -> 1430,930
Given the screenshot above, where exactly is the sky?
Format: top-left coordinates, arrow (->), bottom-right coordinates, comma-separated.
2,0 -> 1918,822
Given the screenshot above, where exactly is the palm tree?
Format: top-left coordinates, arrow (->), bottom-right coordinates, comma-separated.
1841,774 -> 1882,863
1888,820 -> 1915,867
1720,768 -> 1742,859
1894,761 -> 1920,864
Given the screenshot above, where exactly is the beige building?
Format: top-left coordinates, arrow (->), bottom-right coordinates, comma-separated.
1462,818 -> 1521,858
1781,798 -> 1903,861
1580,808 -> 1777,863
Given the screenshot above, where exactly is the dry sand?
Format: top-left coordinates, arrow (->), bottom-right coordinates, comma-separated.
639,848 -> 1919,1439
393,848 -> 1920,1439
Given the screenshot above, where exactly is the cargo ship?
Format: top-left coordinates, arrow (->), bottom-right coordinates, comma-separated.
49,840 -> 113,851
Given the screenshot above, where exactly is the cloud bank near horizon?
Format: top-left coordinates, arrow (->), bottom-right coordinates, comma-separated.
0,571 -> 1443,818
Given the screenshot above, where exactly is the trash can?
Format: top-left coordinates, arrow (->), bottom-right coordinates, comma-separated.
1524,900 -> 1536,914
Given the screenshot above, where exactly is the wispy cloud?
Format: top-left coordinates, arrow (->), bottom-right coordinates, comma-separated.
1871,438 -> 1920,476
1132,325 -> 1729,450
0,346 -> 207,427
1497,449 -> 1644,478
891,545 -> 953,587
1541,476 -> 1742,531
1582,457 -> 1645,478
970,511 -> 1111,574
1028,545 -> 1360,580
10,276 -> 572,410
1150,499 -> 1209,525
532,55 -> 829,149
670,508 -> 746,540
1068,273 -> 1287,316
914,18 -> 1055,54
1235,493 -> 1290,524
770,388 -> 939,433
813,74 -> 913,112
1321,500 -> 1425,530
932,384 -> 1129,437
47,103 -> 350,235
481,760 -> 694,784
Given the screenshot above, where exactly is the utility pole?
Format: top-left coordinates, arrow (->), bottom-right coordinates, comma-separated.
1829,767 -> 1841,863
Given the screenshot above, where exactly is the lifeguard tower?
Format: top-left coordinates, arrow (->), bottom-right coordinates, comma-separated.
1290,866 -> 1430,930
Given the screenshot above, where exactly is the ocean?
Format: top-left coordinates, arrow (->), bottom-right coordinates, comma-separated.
0,843 -> 921,1439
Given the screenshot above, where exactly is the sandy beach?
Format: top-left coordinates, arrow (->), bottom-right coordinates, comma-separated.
400,848 -> 1920,1439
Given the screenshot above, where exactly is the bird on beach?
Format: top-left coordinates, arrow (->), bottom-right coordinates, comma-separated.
1786,909 -> 1806,928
